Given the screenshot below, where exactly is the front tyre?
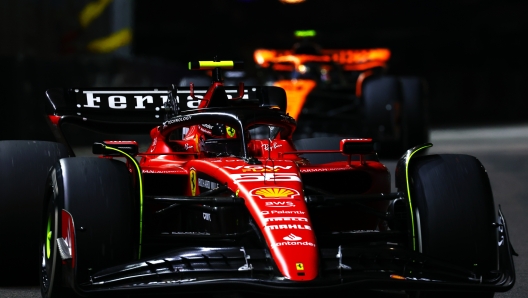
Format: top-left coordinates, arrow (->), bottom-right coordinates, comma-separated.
409,154 -> 497,298
49,157 -> 137,290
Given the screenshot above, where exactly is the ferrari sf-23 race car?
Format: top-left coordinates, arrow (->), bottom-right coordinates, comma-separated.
0,60 -> 515,297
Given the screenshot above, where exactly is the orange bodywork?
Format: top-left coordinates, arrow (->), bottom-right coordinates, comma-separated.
254,48 -> 391,119
254,48 -> 390,70
273,79 -> 316,120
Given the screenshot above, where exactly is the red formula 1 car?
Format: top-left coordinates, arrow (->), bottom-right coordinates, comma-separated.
0,60 -> 515,297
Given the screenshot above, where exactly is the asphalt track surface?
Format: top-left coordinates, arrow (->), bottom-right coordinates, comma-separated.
1,124 -> 527,297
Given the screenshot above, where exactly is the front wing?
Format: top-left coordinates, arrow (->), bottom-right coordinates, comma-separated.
70,208 -> 515,296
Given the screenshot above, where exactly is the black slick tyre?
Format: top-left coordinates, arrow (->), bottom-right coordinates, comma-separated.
399,76 -> 429,150
362,76 -> 402,158
42,157 -> 136,294
408,154 -> 497,298
0,141 -> 69,285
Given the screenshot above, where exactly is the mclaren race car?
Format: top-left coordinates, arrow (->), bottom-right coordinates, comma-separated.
253,30 -> 430,158
180,31 -> 429,158
0,60 -> 515,297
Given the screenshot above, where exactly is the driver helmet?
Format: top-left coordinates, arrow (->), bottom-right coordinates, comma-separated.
198,123 -> 242,157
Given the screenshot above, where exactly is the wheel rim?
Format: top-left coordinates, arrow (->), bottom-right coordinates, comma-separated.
41,200 -> 56,295
46,215 -> 52,259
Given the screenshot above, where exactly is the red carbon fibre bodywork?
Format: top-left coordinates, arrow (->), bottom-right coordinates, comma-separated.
134,80 -> 390,282
140,143 -> 389,281
39,60 -> 515,294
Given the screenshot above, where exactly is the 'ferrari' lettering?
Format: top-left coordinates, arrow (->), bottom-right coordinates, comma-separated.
134,95 -> 153,109
84,92 -> 101,108
108,96 -> 127,109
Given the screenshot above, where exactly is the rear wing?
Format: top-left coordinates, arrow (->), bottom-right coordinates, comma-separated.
45,85 -> 286,133
254,48 -> 391,71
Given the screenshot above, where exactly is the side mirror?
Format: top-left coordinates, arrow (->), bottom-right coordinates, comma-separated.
340,138 -> 375,155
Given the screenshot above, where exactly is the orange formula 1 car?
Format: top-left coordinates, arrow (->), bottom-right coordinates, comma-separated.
253,30 -> 429,158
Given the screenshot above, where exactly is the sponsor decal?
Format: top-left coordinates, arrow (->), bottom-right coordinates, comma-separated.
231,173 -> 301,182
251,187 -> 300,199
142,169 -> 185,174
190,168 -> 197,196
226,126 -> 236,138
81,90 -> 168,109
225,165 -> 293,172
198,178 -> 218,190
262,142 -> 283,151
164,115 -> 192,126
198,125 -> 212,135
296,263 -> 304,271
283,233 -> 302,241
271,241 -> 316,248
184,143 -> 194,151
265,217 -> 308,222
201,123 -> 214,129
265,201 -> 295,207
300,167 -> 354,173
203,213 -> 211,221
266,224 -> 311,230
210,159 -> 240,163
261,210 -> 305,215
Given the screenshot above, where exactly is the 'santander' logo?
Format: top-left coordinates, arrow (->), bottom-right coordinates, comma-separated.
283,233 -> 302,241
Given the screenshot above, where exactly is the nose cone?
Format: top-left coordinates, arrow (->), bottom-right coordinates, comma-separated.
264,225 -> 318,281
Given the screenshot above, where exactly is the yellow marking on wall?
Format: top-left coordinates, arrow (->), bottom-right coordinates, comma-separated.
79,0 -> 113,28
87,28 -> 132,53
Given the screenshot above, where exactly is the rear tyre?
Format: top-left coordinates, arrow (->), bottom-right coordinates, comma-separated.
0,141 -> 69,285
399,76 -> 429,150
45,157 -> 136,292
409,154 -> 497,298
362,76 -> 402,158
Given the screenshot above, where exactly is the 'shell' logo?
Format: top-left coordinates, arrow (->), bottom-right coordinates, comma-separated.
251,187 -> 300,199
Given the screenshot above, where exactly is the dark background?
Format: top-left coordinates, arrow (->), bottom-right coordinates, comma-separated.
1,0 -> 528,141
